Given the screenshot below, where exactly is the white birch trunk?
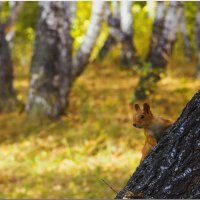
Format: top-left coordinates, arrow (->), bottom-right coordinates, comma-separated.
99,1 -> 138,66
161,2 -> 182,52
120,1 -> 133,37
148,1 -> 166,53
135,2 -> 183,100
72,1 -> 105,78
98,2 -> 117,59
112,1 -> 120,18
26,2 -> 72,118
5,2 -> 24,43
120,0 -> 137,66
147,0 -> 155,18
150,1 -> 183,67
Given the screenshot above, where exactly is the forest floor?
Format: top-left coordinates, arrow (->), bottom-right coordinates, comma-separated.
0,57 -> 199,198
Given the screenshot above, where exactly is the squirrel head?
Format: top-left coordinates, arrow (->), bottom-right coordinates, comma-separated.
132,103 -> 153,129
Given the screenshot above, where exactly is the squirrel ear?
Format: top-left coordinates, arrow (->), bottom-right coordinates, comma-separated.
143,103 -> 151,114
134,104 -> 141,111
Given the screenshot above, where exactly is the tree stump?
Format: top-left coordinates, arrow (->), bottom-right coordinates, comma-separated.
116,90 -> 200,199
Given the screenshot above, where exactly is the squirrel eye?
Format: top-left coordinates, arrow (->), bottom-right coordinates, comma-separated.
140,115 -> 145,119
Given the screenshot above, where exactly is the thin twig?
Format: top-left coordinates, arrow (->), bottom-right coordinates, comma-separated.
100,179 -> 118,194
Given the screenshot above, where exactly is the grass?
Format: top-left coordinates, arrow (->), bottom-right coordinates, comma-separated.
0,56 -> 199,198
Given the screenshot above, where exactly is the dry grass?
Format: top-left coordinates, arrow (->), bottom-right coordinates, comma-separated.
0,57 -> 199,198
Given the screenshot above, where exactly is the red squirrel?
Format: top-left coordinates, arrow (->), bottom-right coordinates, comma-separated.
132,103 -> 172,161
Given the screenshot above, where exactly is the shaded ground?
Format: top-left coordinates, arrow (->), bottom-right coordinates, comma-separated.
0,57 -> 199,198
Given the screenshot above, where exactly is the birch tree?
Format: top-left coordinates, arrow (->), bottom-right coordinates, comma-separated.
26,1 -> 105,118
72,1 -> 105,78
26,2 -> 73,118
120,1 -> 137,66
135,2 -> 183,100
0,2 -> 23,111
98,1 -> 138,67
147,1 -> 167,60
98,2 -> 120,59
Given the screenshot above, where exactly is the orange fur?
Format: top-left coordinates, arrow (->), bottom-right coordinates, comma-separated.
132,103 -> 172,161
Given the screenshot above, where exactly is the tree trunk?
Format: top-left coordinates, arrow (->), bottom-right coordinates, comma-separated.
5,2 -> 24,44
196,2 -> 200,78
0,24 -> 16,111
72,1 -> 105,78
26,2 -> 104,119
98,34 -> 116,59
147,2 -> 167,60
26,2 -> 72,119
120,1 -> 138,67
135,2 -> 182,100
116,90 -> 200,199
98,2 -> 118,59
98,1 -> 138,67
0,1 -> 24,111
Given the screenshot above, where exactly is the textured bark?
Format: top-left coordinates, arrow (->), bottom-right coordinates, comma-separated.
116,90 -> 200,199
5,2 -> 24,43
26,2 -> 72,118
98,34 -> 116,59
0,24 -> 16,110
98,2 -> 118,59
147,2 -> 167,60
69,1 -> 76,24
120,1 -> 138,67
196,2 -> 200,78
180,8 -> 192,60
0,2 -> 22,111
135,2 -> 183,100
98,1 -> 138,66
72,1 -> 105,78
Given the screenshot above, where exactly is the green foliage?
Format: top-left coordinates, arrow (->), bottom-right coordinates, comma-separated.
12,2 -> 38,68
133,3 -> 153,59
71,2 -> 92,53
0,2 -> 9,23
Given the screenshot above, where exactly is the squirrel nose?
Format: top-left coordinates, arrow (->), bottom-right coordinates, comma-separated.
133,124 -> 137,127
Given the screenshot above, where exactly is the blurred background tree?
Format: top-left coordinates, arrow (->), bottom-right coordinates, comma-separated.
4,0 -> 198,115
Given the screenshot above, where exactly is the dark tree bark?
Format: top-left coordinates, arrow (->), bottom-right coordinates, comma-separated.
98,2 -> 118,59
120,1 -> 138,67
26,2 -> 105,119
0,2 -> 23,111
147,2 -> 167,60
0,24 -> 16,111
26,2 -> 73,118
116,90 -> 200,199
98,34 -> 116,59
98,1 -> 138,67
135,2 -> 183,100
72,1 -> 105,78
4,2 -> 24,44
